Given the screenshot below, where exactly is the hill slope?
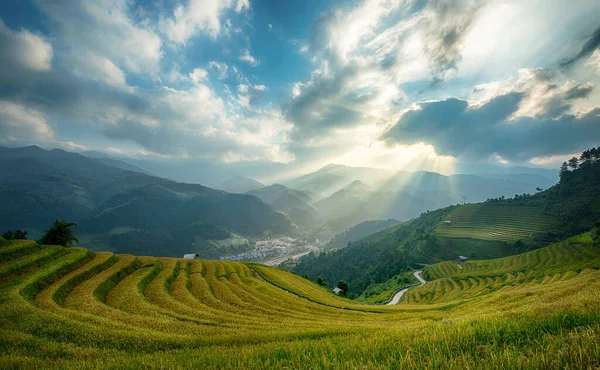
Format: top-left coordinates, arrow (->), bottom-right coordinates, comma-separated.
217,175 -> 265,193
0,146 -> 292,257
291,148 -> 600,296
0,233 -> 598,368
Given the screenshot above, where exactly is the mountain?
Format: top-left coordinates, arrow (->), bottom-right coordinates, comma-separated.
82,151 -> 154,175
247,184 -> 319,230
375,170 -> 554,204
0,146 -> 293,257
247,184 -> 313,211
291,147 -> 600,296
324,219 -> 400,251
217,175 -> 265,193
284,163 -> 391,199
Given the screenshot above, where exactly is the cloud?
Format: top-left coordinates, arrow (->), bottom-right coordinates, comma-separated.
422,0 -> 483,83
69,52 -> 127,88
0,101 -> 54,142
236,84 -> 268,107
189,68 -> 208,84
381,71 -> 599,162
159,0 -> 249,44
0,20 -> 53,72
208,61 -> 229,79
561,24 -> 600,69
239,48 -> 258,66
36,0 -> 162,77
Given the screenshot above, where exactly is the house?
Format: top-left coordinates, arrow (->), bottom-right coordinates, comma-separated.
444,220 -> 452,224
333,287 -> 344,295
183,253 -> 200,259
457,255 -> 468,262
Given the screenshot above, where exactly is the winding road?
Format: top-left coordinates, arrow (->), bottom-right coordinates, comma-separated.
386,270 -> 427,305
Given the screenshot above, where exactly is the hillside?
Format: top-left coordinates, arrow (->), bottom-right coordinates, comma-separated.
436,203 -> 556,241
246,184 -> 313,211
291,148 -> 600,296
284,163 -> 558,239
217,175 -> 265,194
324,219 -> 400,251
0,232 -> 598,368
407,233 -> 600,304
0,146 -> 292,258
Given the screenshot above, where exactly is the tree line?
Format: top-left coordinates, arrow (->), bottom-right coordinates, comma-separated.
2,219 -> 79,247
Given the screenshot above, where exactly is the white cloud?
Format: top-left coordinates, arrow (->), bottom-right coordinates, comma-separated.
236,0 -> 250,12
0,101 -> 54,141
189,68 -> 209,84
239,48 -> 259,66
587,49 -> 600,73
0,20 -> 53,72
37,0 -> 162,76
159,0 -> 250,44
57,140 -> 89,152
208,61 -> 229,79
70,52 -> 127,88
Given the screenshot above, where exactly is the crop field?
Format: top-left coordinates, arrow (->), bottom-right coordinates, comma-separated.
435,203 -> 556,241
1,236 -> 599,369
404,234 -> 600,305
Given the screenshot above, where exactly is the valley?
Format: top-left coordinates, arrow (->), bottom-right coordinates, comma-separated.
1,145 -> 599,369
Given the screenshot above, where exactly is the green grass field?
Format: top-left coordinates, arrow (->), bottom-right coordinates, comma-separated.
0,236 -> 599,369
436,203 -> 556,241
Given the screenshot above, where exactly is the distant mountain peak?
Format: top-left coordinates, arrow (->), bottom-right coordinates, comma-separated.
320,163 -> 346,171
343,180 -> 370,191
217,175 -> 264,194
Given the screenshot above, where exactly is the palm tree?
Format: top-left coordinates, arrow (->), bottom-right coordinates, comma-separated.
39,219 -> 79,247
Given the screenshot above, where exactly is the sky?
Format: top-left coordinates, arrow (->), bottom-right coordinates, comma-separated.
0,0 -> 599,184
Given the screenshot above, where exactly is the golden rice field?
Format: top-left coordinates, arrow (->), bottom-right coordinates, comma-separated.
0,235 -> 599,369
436,203 -> 556,241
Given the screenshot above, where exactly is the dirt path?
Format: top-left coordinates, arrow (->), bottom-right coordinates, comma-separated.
386,270 -> 426,305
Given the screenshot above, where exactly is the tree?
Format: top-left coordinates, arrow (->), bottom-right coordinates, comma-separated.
567,157 -> 579,170
13,229 -> 27,240
1,230 -> 14,240
336,280 -> 349,295
560,162 -> 570,181
39,219 -> 79,247
535,187 -> 543,192
592,221 -> 600,244
316,276 -> 328,287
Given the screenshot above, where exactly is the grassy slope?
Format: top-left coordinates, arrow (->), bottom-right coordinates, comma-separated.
436,203 -> 556,241
0,236 -> 599,369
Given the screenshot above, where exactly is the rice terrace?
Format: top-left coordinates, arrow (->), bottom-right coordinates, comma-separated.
1,229 -> 600,368
2,0 -> 600,368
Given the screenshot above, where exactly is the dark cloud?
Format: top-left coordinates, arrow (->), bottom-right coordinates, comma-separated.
284,63 -> 369,139
564,84 -> 594,100
381,90 -> 600,162
423,0 -> 483,83
560,25 -> 600,69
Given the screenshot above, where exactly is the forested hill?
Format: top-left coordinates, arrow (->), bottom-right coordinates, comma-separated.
291,148 -> 600,297
0,146 -> 293,258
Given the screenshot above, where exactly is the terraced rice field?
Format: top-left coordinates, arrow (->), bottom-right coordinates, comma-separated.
1,237 -> 599,369
404,234 -> 600,304
436,203 -> 556,241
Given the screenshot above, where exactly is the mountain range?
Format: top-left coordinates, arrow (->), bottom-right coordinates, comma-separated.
0,145 -> 562,259
0,146 -> 292,257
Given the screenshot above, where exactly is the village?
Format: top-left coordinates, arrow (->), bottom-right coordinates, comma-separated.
218,236 -> 324,264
